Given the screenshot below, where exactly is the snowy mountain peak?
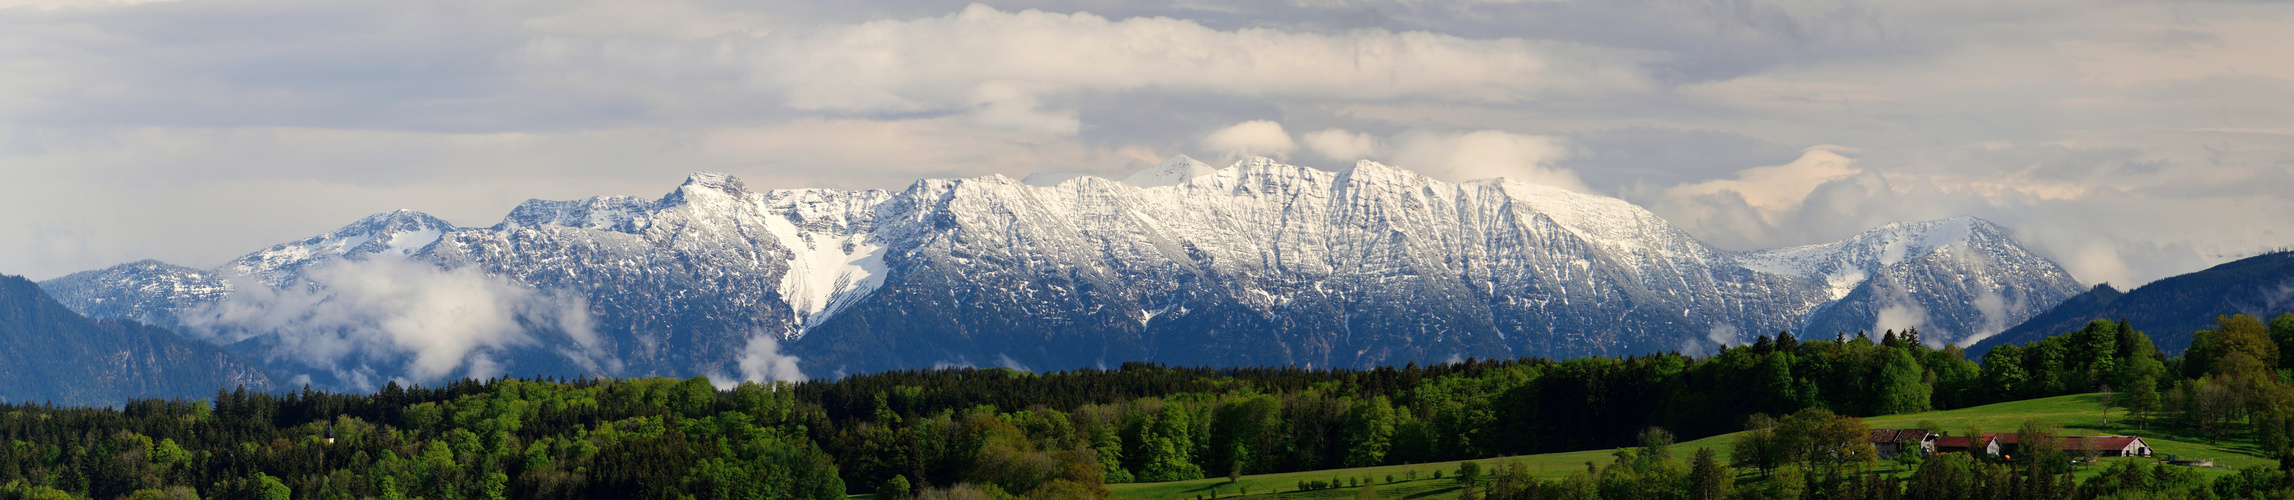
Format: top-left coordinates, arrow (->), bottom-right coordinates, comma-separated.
500,196 -> 657,233
1734,215 -> 2044,312
1336,160 -> 1426,186
1856,216 -> 1989,250
225,209 -> 457,286
665,172 -> 750,205
40,162 -> 2083,386
116,259 -> 204,275
343,209 -> 455,235
1344,159 -> 1392,172
1232,156 -> 1285,172
1021,172 -> 1099,187
318,209 -> 457,254
1122,154 -> 1220,187
1767,215 -> 2078,344
680,172 -> 746,193
1737,217 -> 1989,279
38,259 -> 230,329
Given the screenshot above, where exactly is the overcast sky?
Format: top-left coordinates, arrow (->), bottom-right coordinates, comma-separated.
3,0 -> 2290,288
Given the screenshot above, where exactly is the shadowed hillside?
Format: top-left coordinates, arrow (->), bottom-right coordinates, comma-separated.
0,274 -> 273,406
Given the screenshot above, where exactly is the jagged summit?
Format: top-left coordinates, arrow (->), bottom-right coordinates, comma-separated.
678,171 -> 747,194
1750,216 -> 2080,344
1739,216 -> 1997,284
341,209 -> 456,238
42,161 -> 2084,387
1121,154 -> 1221,187
223,209 -> 457,286
38,259 -> 228,328
500,173 -> 760,233
659,172 -> 752,208
501,195 -> 655,233
99,259 -> 202,275
1020,172 -> 1098,186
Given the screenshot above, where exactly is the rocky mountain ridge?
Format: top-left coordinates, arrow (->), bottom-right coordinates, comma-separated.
41,156 -> 2085,388
1971,251 -> 2294,356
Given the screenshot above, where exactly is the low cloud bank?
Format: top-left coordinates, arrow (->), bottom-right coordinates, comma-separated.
182,258 -> 606,391
739,331 -> 808,384
1215,121 -> 1588,191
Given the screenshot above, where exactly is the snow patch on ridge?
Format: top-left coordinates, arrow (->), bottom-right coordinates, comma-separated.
1737,216 -> 1982,280
1494,177 -> 1706,265
1022,172 -> 1099,186
498,196 -> 657,233
44,160 -> 2083,385
229,209 -> 458,286
1823,268 -> 1867,301
387,228 -> 442,256
758,191 -> 891,339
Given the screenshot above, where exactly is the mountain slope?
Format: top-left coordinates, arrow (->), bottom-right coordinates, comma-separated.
794,159 -> 1840,371
39,158 -> 2085,387
230,209 -> 459,287
1741,218 -> 2085,344
0,274 -> 273,406
1970,251 -> 2294,356
40,260 -> 229,329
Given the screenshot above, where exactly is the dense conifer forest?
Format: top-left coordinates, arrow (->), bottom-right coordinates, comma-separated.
2,313 -> 2291,499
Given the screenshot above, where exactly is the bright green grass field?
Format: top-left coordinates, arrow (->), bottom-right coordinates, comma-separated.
1105,394 -> 2271,500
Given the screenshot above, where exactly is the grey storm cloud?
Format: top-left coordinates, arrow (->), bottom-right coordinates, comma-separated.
2,0 -> 2291,294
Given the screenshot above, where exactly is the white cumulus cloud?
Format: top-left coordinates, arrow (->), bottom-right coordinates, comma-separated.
1202,120 -> 1298,161
741,331 -> 807,383
1665,146 -> 1862,224
1385,129 -> 1586,191
1302,128 -> 1384,161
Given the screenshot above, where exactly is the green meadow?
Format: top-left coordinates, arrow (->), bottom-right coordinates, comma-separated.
1105,393 -> 2273,499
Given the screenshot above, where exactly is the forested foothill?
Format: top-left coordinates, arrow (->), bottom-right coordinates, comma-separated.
2,313 -> 2292,499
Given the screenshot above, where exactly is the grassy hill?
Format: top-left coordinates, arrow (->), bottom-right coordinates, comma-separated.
1866,393 -> 2271,473
1105,393 -> 2274,499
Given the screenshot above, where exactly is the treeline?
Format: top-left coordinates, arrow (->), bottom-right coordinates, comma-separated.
1490,313 -> 2294,500
808,321 -> 2182,494
1,378 -> 844,500
0,314 -> 2289,499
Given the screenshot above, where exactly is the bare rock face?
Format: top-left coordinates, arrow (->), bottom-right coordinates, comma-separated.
40,260 -> 229,329
41,158 -> 2084,389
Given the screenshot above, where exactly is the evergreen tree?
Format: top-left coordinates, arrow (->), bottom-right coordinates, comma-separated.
1689,447 -> 1731,500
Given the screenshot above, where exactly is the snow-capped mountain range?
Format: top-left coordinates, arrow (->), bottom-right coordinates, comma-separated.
40,156 -> 2084,387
